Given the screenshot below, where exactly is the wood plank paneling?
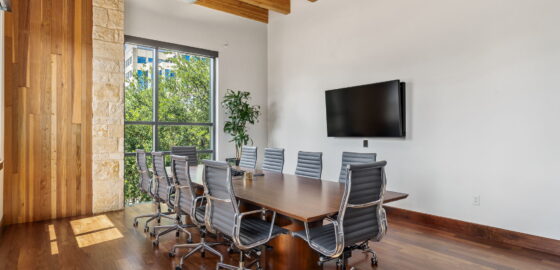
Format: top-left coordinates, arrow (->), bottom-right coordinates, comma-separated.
3,0 -> 93,225
195,0 -> 269,23
238,0 -> 290,14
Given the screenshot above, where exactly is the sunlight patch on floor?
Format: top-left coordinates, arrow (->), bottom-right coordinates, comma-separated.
75,228 -> 124,248
47,224 -> 59,255
70,215 -> 115,235
50,241 -> 59,255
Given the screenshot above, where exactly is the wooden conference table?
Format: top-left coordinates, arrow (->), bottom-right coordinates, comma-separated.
171,165 -> 408,270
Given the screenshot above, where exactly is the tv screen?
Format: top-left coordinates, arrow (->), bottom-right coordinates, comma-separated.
325,80 -> 406,137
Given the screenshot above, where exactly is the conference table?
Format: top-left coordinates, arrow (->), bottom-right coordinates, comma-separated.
169,165 -> 408,270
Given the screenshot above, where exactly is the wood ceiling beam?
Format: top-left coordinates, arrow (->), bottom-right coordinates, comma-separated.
195,0 -> 269,23
238,0 -> 290,15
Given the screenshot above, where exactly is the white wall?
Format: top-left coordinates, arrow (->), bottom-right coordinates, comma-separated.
125,0 -> 268,162
268,0 -> 560,240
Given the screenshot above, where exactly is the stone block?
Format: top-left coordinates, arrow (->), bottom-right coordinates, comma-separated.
107,9 -> 124,30
93,137 -> 118,154
93,0 -> 124,11
93,40 -> 124,60
93,7 -> 108,27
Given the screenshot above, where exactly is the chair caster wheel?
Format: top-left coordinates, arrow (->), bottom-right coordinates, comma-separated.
157,218 -> 161,223
168,252 -> 175,258
144,227 -> 149,232
175,266 -> 182,270
187,238 -> 193,244
176,231 -> 180,237
371,257 -> 378,266
201,251 -> 205,258
150,232 -> 156,237
227,247 -> 234,254
152,240 -> 159,247
133,221 -> 138,227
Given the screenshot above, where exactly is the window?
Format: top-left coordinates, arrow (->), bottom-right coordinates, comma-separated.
124,36 -> 217,204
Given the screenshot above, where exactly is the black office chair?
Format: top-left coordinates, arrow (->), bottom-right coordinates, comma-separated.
171,146 -> 199,165
151,155 -> 196,247
293,161 -> 388,270
295,151 -> 323,179
338,152 -> 377,183
262,148 -> 284,173
147,152 -> 177,233
132,150 -> 160,229
239,146 -> 257,169
202,160 -> 287,270
168,156 -> 223,270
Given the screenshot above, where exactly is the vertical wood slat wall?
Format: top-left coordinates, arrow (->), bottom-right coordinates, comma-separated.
3,0 -> 93,225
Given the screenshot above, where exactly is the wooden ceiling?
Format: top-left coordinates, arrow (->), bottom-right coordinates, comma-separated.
194,0 -> 316,23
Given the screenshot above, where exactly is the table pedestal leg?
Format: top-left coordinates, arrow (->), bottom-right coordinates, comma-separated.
265,218 -> 322,270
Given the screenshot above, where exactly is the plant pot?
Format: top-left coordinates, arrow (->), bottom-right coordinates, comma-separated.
226,158 -> 240,166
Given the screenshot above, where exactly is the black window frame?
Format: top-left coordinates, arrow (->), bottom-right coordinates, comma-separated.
123,35 -> 218,158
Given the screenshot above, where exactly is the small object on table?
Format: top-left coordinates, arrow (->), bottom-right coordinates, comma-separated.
243,171 -> 253,181
253,173 -> 264,177
232,168 -> 245,177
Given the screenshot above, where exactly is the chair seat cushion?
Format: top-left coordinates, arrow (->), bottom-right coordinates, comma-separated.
292,223 -> 336,253
238,218 -> 288,246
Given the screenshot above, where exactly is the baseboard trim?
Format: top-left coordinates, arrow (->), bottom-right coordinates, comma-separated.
385,206 -> 560,257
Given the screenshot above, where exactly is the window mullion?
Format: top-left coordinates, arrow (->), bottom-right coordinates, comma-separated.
153,47 -> 160,151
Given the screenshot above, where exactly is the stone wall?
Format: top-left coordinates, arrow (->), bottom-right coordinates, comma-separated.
91,0 -> 125,213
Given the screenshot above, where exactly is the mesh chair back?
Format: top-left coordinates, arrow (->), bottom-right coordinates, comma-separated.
202,160 -> 238,237
338,152 -> 377,183
171,155 -> 196,215
171,146 -> 198,166
295,151 -> 323,179
136,149 -> 151,194
239,146 -> 257,169
339,161 -> 387,246
152,152 -> 171,202
262,148 -> 284,173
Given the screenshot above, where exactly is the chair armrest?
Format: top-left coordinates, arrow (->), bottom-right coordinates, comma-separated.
304,216 -> 344,258
233,209 -> 277,250
205,194 -> 232,203
237,209 -> 267,219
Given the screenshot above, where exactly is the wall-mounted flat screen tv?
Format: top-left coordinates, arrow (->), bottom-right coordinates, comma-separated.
325,80 -> 406,137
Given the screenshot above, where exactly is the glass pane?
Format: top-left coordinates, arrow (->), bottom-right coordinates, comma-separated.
157,49 -> 212,123
157,125 -> 212,152
124,125 -> 153,153
124,155 -> 152,205
197,152 -> 214,163
125,44 -> 155,121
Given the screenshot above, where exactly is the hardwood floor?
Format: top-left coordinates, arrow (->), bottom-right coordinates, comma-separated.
0,204 -> 559,270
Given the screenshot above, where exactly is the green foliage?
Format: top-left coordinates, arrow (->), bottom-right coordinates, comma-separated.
222,90 -> 261,159
124,51 -> 213,205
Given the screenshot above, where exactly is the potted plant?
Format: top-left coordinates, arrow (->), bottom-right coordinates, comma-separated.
222,89 -> 261,166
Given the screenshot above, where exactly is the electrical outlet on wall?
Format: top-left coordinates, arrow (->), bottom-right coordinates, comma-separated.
363,140 -> 368,148
473,195 -> 481,206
